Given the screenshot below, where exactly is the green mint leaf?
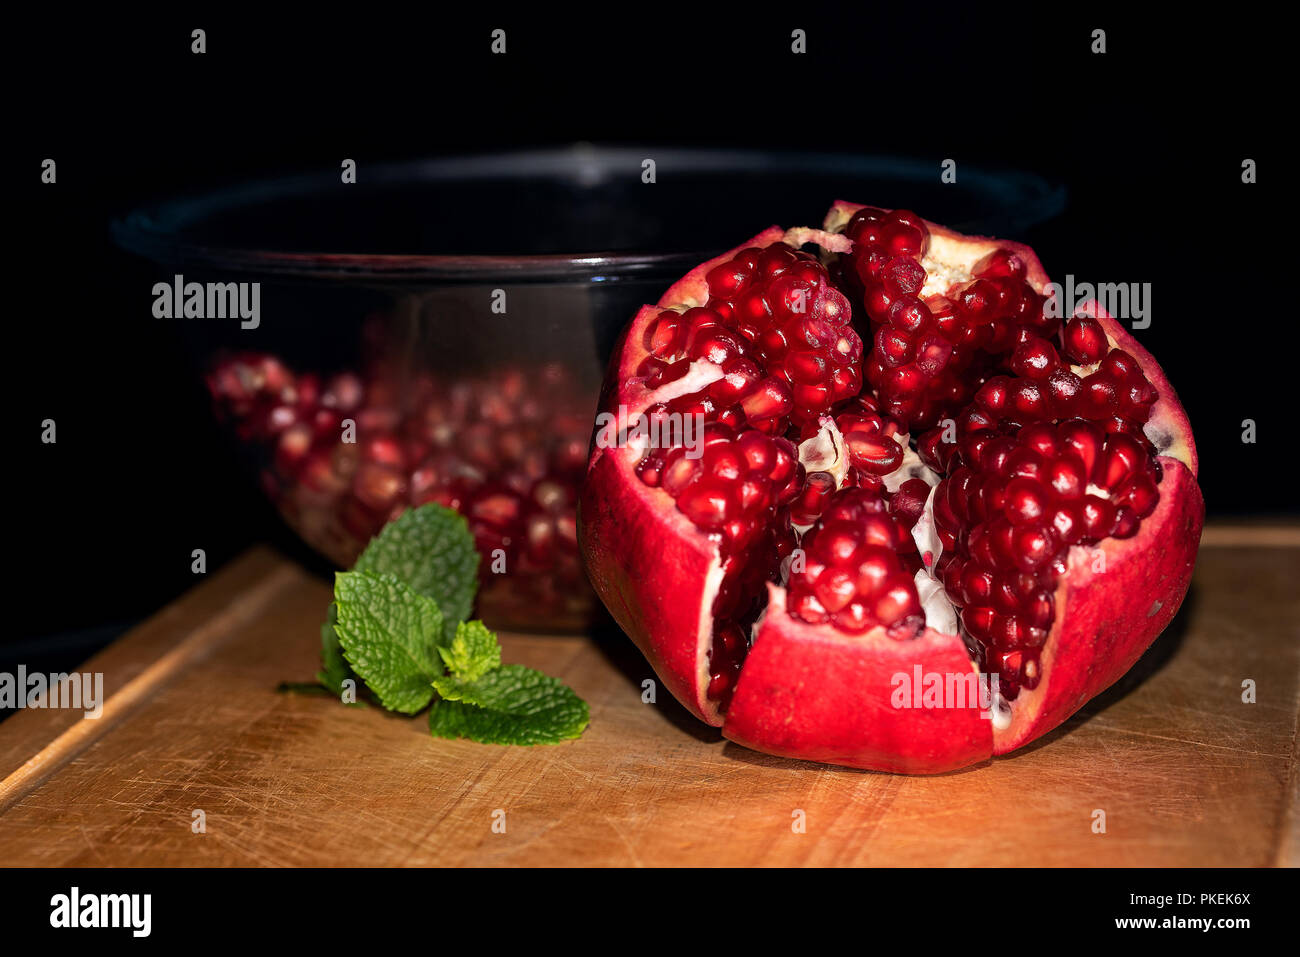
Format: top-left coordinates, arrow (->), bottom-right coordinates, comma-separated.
354,504 -> 478,644
316,602 -> 353,695
427,664 -> 589,746
333,571 -> 444,714
314,605 -> 367,707
436,620 -> 501,684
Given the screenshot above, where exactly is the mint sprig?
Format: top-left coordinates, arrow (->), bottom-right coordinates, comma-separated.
311,503 -> 589,746
333,571 -> 444,714
436,620 -> 502,686
353,503 -> 478,644
430,665 -> 589,746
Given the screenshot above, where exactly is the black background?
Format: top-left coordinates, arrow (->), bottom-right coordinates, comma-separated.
8,8 -> 1285,665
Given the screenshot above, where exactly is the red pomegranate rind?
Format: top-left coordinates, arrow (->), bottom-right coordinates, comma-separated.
995,458 -> 1202,753
724,588 -> 994,773
581,447 -> 725,723
580,226 -> 793,726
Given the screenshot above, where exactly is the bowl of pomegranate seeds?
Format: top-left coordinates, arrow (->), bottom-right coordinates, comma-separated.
113,147 -> 1063,632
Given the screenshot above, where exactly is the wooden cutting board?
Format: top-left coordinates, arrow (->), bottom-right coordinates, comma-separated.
1,526 -> 1297,867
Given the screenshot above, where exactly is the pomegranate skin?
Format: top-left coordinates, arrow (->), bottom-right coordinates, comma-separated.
580,206 -> 1204,772
581,444 -> 724,725
723,588 -> 995,773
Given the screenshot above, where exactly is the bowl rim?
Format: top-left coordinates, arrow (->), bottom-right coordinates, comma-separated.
110,145 -> 1066,284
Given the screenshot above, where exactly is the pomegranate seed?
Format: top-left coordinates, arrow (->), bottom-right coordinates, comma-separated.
739,376 -> 794,423
1113,473 -> 1159,517
274,423 -> 314,476
661,454 -> 700,496
1100,350 -> 1141,382
1094,433 -> 1146,490
1079,495 -> 1116,539
1062,315 -> 1108,364
888,478 -> 931,529
322,372 -> 364,411
881,257 -> 926,297
1009,338 -> 1060,380
888,295 -> 932,334
1111,506 -> 1140,539
755,244 -> 798,279
676,481 -> 731,530
706,260 -> 753,299
790,470 -> 836,525
972,248 -> 1026,281
1003,477 -> 1048,525
1046,456 -> 1087,500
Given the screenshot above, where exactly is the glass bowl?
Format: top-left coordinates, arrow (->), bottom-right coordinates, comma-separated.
112,145 -> 1064,632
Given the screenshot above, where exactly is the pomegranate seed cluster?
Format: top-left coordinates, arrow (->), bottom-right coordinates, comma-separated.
206,351 -> 593,630
785,488 -> 924,637
933,419 -> 1163,698
637,242 -> 864,437
635,423 -> 802,553
842,207 -> 1063,432
917,348 -> 1160,477
834,395 -> 906,481
959,342 -> 1158,439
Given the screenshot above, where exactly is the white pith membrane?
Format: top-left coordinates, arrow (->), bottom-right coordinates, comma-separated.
632,217 -> 1179,726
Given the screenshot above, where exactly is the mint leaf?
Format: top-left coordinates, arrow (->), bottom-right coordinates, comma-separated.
314,507 -> 590,748
333,571 -> 444,714
354,504 -> 478,644
430,620 -> 589,743
316,503 -> 476,695
428,664 -> 589,745
316,603 -> 352,695
436,620 -> 501,684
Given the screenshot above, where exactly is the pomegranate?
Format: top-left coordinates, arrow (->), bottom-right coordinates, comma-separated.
207,350 -> 595,631
579,202 -> 1202,772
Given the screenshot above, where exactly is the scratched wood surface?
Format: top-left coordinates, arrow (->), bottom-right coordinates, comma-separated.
1,528 -> 1297,867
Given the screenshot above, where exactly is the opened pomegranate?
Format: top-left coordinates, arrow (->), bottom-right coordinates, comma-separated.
579,202 -> 1202,772
207,351 -> 594,631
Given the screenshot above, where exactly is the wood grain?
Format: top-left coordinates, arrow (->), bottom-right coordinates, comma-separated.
0,532 -> 1296,867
